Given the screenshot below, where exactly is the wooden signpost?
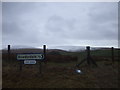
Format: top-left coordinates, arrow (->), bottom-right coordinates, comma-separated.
17,53 -> 44,71
16,45 -> 46,74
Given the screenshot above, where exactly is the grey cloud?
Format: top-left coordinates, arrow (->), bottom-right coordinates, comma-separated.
45,15 -> 78,40
2,21 -> 23,35
2,2 -> 118,47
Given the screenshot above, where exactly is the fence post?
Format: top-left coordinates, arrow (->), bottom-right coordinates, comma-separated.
8,45 -> 10,61
86,46 -> 90,65
76,46 -> 97,67
111,47 -> 114,63
43,45 -> 46,63
8,45 -> 10,53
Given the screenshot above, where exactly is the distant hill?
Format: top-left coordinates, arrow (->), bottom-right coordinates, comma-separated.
2,45 -> 35,50
2,48 -> 68,54
48,46 -> 86,52
2,45 -> 118,53
2,45 -> 86,52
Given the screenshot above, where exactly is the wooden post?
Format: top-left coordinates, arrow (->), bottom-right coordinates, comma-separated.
86,46 -> 90,65
111,47 -> 114,63
43,45 -> 46,60
8,45 -> 10,53
43,45 -> 46,64
8,45 -> 10,61
76,46 -> 97,67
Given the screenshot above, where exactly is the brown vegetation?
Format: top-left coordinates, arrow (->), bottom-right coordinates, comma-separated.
46,55 -> 78,63
2,48 -> 119,88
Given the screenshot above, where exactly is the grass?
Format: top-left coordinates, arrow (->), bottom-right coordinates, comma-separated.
2,61 -> 118,88
2,48 -> 119,88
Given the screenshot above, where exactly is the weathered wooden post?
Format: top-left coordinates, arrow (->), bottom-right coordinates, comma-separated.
8,45 -> 10,61
111,47 -> 114,63
39,45 -> 46,74
8,45 -> 10,53
86,46 -> 90,65
43,45 -> 46,63
76,46 -> 97,67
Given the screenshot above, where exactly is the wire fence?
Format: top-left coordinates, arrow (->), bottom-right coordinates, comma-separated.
2,45 -> 120,64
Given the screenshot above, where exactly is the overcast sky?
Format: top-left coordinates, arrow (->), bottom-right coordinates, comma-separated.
2,2 -> 118,48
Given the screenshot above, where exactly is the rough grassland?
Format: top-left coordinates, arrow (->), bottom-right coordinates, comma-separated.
2,49 -> 119,88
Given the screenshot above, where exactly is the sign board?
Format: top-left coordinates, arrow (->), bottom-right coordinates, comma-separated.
17,45 -> 46,73
24,60 -> 36,64
17,53 -> 44,60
